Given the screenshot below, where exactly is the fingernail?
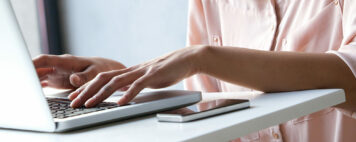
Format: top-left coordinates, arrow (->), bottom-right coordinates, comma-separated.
41,82 -> 48,87
68,91 -> 77,100
70,98 -> 80,108
68,95 -> 75,100
68,91 -> 74,97
72,74 -> 81,85
70,101 -> 76,108
85,99 -> 95,108
117,98 -> 126,106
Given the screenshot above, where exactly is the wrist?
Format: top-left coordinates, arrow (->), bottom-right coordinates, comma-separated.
189,45 -> 212,74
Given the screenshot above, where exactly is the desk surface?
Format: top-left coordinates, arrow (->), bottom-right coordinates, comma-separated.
0,89 -> 345,142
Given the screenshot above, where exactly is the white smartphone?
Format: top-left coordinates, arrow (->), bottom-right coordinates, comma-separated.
156,99 -> 250,122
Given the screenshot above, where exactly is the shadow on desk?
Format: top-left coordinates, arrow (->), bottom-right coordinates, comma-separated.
61,115 -> 154,134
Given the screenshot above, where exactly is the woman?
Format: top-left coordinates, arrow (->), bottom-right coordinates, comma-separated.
34,0 -> 356,141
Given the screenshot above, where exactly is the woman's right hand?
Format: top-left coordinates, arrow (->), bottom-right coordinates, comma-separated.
33,54 -> 126,89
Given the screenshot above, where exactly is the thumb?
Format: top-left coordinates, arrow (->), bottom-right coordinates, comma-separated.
70,67 -> 95,87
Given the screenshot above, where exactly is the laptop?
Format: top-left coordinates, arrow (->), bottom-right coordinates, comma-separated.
0,0 -> 201,132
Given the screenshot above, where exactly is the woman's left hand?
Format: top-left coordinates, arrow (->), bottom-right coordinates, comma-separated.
68,46 -> 206,108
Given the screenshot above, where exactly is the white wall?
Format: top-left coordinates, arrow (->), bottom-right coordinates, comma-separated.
59,0 -> 189,89
11,0 -> 42,58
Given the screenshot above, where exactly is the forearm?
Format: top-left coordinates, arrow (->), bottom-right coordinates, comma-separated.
196,46 -> 356,106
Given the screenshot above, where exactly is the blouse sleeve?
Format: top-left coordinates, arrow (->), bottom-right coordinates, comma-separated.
183,0 -> 220,92
328,0 -> 356,79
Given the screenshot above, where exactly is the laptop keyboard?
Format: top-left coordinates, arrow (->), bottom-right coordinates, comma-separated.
46,98 -> 119,119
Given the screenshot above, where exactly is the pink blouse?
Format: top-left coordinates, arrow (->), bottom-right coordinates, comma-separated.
184,0 -> 356,141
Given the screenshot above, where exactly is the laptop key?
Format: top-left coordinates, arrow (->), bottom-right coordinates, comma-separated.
46,98 -> 119,119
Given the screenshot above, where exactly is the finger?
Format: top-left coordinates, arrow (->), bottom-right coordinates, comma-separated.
70,70 -> 129,108
36,68 -> 54,78
33,54 -> 60,68
39,75 -> 48,81
69,66 -> 97,87
118,86 -> 130,91
41,81 -> 49,87
70,73 -> 113,108
117,75 -> 149,105
68,83 -> 87,100
85,71 -> 144,107
33,54 -> 86,70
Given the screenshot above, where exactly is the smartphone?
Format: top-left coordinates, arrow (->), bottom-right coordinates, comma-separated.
156,99 -> 250,122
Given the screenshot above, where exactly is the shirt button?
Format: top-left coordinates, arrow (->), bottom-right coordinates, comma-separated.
282,39 -> 287,47
272,132 -> 280,139
271,25 -> 275,31
334,0 -> 338,5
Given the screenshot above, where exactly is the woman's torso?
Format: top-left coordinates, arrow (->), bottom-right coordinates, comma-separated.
184,0 -> 356,141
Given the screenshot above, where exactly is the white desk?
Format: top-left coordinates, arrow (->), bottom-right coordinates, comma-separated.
0,89 -> 345,142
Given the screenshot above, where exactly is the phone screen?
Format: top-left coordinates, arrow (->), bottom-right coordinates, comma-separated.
163,99 -> 249,116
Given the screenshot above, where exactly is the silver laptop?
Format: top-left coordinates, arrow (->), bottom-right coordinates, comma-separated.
0,0 -> 201,132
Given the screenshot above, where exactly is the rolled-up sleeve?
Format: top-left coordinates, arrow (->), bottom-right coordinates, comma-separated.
183,0 -> 220,92
329,0 -> 356,79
